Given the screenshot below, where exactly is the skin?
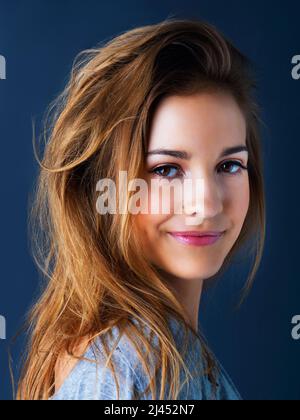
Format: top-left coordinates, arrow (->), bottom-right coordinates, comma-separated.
135,91 -> 250,331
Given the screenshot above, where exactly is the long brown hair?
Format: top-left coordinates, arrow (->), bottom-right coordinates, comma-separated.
17,17 -> 265,400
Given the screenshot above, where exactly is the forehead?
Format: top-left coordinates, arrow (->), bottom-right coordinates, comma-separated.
148,92 -> 247,151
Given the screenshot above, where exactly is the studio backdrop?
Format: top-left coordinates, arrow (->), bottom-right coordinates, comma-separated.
0,0 -> 300,400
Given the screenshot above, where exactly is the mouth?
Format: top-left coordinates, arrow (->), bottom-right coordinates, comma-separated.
167,231 -> 225,247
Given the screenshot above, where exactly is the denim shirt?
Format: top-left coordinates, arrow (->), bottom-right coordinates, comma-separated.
50,317 -> 242,400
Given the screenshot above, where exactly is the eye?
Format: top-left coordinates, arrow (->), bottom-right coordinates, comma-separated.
149,164 -> 183,178
218,160 -> 248,175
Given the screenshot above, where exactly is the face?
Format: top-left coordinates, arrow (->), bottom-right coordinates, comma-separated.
135,91 -> 250,282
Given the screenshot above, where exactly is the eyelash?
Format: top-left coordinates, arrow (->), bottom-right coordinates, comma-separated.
149,160 -> 248,178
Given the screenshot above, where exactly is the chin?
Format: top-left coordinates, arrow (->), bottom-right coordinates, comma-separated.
165,262 -> 223,282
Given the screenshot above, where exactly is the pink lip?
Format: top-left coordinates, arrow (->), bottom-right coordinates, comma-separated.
168,231 -> 224,247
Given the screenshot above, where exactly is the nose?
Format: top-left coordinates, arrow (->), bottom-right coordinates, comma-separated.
183,172 -> 224,223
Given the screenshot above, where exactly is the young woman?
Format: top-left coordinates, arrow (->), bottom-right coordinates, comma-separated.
17,18 -> 265,400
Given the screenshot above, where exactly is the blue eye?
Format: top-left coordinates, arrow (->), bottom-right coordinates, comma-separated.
218,160 -> 248,175
150,164 -> 182,178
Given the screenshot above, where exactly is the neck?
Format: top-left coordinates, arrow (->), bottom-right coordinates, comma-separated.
157,268 -> 204,331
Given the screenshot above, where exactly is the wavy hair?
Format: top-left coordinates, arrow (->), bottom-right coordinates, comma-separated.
17,17 -> 265,400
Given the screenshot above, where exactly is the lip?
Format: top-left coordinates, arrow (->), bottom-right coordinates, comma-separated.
167,231 -> 225,247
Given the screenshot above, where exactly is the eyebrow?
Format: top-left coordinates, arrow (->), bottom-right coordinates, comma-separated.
146,145 -> 248,160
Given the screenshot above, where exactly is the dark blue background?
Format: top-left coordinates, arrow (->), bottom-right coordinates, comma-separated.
0,0 -> 299,400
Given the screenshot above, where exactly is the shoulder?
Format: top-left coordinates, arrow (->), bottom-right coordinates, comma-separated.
209,355 -> 243,400
54,337 -> 91,394
51,323 -> 151,400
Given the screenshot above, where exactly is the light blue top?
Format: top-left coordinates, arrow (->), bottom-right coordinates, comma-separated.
50,317 -> 242,400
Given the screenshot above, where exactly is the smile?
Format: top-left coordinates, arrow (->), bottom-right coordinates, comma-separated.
167,231 -> 225,247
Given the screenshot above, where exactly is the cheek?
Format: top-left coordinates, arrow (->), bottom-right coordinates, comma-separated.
147,179 -> 179,215
134,178 -> 175,235
134,182 -> 173,262
134,213 -> 165,263
226,175 -> 250,231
